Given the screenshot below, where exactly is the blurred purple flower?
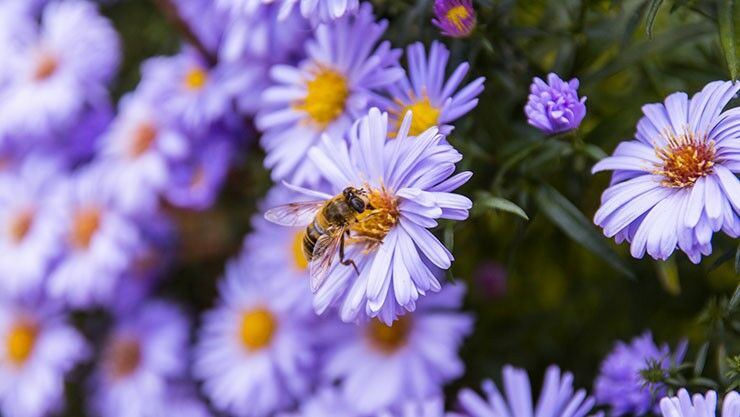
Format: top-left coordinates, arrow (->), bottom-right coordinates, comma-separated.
322,284 -> 472,413
0,301 -> 88,417
454,366 -> 598,417
380,398 -> 448,417
90,300 -> 190,417
194,253 -> 319,417
303,109 -> 472,323
385,41 -> 484,137
217,0 -> 358,22
158,384 -> 214,417
660,390 -> 740,417
592,81 -> 740,263
595,331 -> 687,416
432,0 -> 476,38
524,73 -> 586,135
46,166 -> 143,308
165,140 -> 232,210
0,0 -> 119,136
256,3 -> 403,185
278,387 -> 360,417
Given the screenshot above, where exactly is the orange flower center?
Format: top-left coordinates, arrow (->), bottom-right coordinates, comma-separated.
128,122 -> 158,158
654,132 -> 716,188
292,230 -> 309,271
8,209 -> 34,244
446,5 -> 471,31
240,308 -> 277,351
104,336 -> 142,379
392,96 -> 441,137
295,67 -> 349,128
184,67 -> 208,91
5,320 -> 38,366
365,316 -> 412,354
71,207 -> 102,249
32,53 -> 58,81
350,186 -> 400,246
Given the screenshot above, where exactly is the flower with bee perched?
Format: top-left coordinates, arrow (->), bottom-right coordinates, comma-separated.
265,108 -> 472,324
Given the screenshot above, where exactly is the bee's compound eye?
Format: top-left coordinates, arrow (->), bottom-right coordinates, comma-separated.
350,197 -> 365,213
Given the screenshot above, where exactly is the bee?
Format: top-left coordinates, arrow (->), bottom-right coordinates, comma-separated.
264,187 -> 373,291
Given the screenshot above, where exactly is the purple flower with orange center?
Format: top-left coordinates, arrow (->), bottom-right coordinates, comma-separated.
384,41 -> 485,138
90,300 -> 190,417
592,81 -> 740,263
194,253 -> 320,417
432,0 -> 476,38
0,301 -> 88,417
165,139 -> 232,211
322,284 -> 472,414
525,73 -> 587,135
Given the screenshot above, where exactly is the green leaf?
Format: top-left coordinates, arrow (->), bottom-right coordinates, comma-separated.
645,0 -> 664,39
735,242 -> 740,274
656,258 -> 681,295
476,193 -> 530,221
694,342 -> 710,377
533,184 -> 635,279
729,282 -> 740,312
719,0 -> 739,80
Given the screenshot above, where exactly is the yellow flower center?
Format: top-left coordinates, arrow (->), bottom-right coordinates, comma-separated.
240,308 -> 277,351
350,186 -> 400,247
184,67 -> 208,91
5,320 -> 38,366
446,5 -> 471,31
366,316 -> 412,354
71,207 -> 102,249
128,122 -> 158,158
295,67 -> 349,128
33,53 -> 58,81
9,209 -> 34,244
393,97 -> 441,137
292,230 -> 309,271
104,336 -> 142,379
654,132 -> 716,188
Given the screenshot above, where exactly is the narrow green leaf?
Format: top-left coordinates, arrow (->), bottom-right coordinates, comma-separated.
656,258 -> 681,295
729,282 -> 740,311
694,342 -> 710,377
476,193 -> 530,221
533,184 -> 635,279
719,0 -> 739,80
735,242 -> 740,274
645,0 -> 665,39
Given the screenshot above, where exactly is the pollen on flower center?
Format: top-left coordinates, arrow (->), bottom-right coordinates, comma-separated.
9,209 -> 34,244
128,122 -> 158,158
291,230 -> 309,271
71,207 -> 102,249
366,316 -> 412,353
239,308 -> 277,351
184,67 -> 208,91
351,186 -> 400,245
446,5 -> 471,30
393,96 -> 441,137
295,67 -> 349,128
105,336 -> 142,379
33,53 -> 58,81
653,132 -> 716,188
5,320 -> 38,366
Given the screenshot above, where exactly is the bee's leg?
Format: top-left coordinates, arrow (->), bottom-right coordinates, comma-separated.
339,232 -> 360,275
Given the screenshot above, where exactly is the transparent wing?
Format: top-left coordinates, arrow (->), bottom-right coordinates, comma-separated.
264,201 -> 324,227
309,228 -> 344,292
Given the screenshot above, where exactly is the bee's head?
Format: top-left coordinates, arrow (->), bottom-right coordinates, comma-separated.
343,187 -> 367,213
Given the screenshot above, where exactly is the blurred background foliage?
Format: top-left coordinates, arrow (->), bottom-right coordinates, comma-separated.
99,0 -> 739,408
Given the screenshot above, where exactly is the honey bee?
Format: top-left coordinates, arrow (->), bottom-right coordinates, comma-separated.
264,187 -> 373,291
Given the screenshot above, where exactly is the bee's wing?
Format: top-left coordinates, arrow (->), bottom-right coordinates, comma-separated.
309,228 -> 344,292
264,201 -> 324,227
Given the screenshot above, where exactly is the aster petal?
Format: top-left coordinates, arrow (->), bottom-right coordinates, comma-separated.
399,221 -> 452,269
714,165 -> 740,211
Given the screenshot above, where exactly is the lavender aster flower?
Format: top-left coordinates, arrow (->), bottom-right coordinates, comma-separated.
90,300 -> 190,417
432,0 -> 476,38
278,387 -> 360,417
454,366 -> 598,417
295,108 -> 472,323
287,0 -> 360,22
0,0 -> 119,136
660,390 -> 740,417
385,41 -> 485,137
0,301 -> 88,417
165,140 -> 232,210
592,81 -> 740,263
194,253 -> 319,417
256,3 -> 403,185
323,284 -> 472,413
595,331 -> 687,416
379,398 -> 448,417
525,73 -> 587,135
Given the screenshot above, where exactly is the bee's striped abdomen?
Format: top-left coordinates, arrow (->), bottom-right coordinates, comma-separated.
303,219 -> 325,262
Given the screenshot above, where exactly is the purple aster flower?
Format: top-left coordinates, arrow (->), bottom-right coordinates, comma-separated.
322,284 -> 472,413
288,0 -> 360,22
432,0 -> 476,38
660,390 -> 740,417
384,41 -> 485,137
98,95 -> 189,214
0,300 -> 88,417
277,387 -> 360,417
380,398 -> 449,417
90,300 -> 190,417
0,157 -> 64,296
256,3 -> 403,185
454,366 -> 598,417
595,331 -> 687,416
525,73 -> 587,135
159,384 -> 214,417
194,253 -> 319,417
0,0 -> 119,136
46,165 -> 143,308
277,108 -> 472,323
165,140 -> 232,210
592,81 -> 740,263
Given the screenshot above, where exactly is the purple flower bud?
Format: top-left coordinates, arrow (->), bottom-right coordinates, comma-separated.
524,73 -> 587,135
432,0 -> 476,39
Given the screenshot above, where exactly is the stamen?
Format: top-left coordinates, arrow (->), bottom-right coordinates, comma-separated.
71,207 -> 102,249
5,319 -> 38,366
32,53 -> 58,81
9,209 -> 34,244
104,336 -> 142,379
446,5 -> 471,31
653,131 -> 716,188
392,96 -> 441,137
365,316 -> 412,353
294,67 -> 349,128
184,67 -> 208,91
128,122 -> 158,158
350,185 -> 400,246
240,308 -> 277,351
